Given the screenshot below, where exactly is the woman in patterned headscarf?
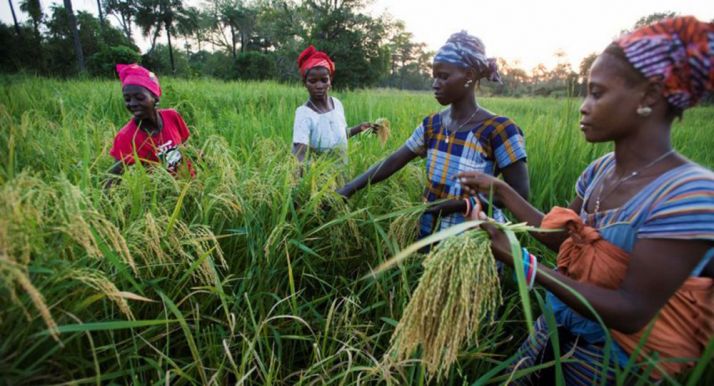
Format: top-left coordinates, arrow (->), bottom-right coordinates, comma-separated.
458,16 -> 714,384
337,31 -> 530,239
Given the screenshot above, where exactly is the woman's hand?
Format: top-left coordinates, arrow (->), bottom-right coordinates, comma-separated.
349,122 -> 376,138
457,171 -> 507,199
479,222 -> 515,267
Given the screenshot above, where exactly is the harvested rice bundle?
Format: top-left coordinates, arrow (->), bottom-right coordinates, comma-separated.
371,220 -> 542,380
373,117 -> 391,145
386,230 -> 502,379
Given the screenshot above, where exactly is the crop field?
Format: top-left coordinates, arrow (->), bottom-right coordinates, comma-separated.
1,76 -> 713,385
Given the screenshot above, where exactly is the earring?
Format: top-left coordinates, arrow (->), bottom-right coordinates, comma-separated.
464,79 -> 473,88
636,106 -> 652,117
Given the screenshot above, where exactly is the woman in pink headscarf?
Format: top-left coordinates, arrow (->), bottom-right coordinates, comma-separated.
291,46 -> 376,165
105,63 -> 194,188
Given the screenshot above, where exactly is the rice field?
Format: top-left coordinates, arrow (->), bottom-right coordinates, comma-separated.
1,76 -> 712,385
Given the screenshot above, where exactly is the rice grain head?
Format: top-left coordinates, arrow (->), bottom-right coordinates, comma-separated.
386,231 -> 502,380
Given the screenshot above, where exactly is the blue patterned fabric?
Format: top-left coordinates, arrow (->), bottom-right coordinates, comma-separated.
404,112 -> 527,236
433,31 -> 502,82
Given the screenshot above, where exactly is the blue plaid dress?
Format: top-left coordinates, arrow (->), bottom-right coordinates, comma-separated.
405,112 -> 527,237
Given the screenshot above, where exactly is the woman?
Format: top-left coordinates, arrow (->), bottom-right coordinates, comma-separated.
336,31 -> 529,238
459,17 -> 713,384
292,45 -> 375,165
106,63 -> 194,188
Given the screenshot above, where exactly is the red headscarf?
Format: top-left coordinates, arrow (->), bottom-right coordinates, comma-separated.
297,45 -> 335,77
615,16 -> 713,110
116,63 -> 162,98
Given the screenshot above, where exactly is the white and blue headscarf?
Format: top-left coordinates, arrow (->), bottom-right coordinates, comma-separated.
434,31 -> 502,83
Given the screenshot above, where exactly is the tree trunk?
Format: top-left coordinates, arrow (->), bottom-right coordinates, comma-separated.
230,24 -> 237,61
63,0 -> 86,73
96,0 -> 104,33
8,0 -> 21,35
166,21 -> 175,74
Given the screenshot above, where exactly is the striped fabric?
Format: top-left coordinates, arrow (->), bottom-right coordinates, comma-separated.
434,31 -> 501,82
525,153 -> 714,383
509,316 -> 620,386
576,153 -> 714,245
616,16 -> 714,110
405,112 -> 527,236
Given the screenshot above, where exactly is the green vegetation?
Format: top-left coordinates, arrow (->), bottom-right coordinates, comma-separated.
1,76 -> 712,384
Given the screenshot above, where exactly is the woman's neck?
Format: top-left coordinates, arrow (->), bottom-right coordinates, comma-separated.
309,94 -> 330,107
137,110 -> 161,134
613,121 -> 673,175
449,94 -> 479,121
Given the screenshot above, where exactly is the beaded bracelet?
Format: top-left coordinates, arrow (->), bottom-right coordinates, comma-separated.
520,247 -> 538,290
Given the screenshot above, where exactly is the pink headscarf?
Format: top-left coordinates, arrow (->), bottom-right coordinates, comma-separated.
116,63 -> 162,98
297,46 -> 335,77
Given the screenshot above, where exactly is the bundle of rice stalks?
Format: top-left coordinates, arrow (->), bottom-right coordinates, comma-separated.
374,118 -> 391,145
370,220 -> 542,381
387,231 -> 501,379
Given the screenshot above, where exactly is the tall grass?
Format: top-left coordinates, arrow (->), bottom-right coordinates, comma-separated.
0,75 -> 712,385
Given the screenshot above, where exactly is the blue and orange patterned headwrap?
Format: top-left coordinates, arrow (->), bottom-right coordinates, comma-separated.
434,31 -> 502,83
615,16 -> 713,110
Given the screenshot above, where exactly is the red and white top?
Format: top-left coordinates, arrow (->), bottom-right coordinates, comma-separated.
110,109 -> 194,176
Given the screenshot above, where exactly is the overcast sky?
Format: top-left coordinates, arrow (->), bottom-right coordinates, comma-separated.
2,0 -> 712,71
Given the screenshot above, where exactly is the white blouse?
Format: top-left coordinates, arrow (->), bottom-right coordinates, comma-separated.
292,97 -> 348,153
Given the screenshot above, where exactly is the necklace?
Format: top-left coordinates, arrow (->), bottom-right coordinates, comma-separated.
442,106 -> 480,143
593,149 -> 675,212
307,98 -> 332,114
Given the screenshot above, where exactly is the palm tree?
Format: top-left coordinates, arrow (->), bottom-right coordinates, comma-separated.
136,0 -> 184,74
104,0 -> 136,42
19,0 -> 42,41
8,0 -> 21,35
63,0 -> 86,73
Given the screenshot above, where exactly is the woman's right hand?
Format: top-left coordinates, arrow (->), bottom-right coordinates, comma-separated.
457,171 -> 507,199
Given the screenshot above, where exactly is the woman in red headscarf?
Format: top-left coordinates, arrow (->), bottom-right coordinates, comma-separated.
291,46 -> 376,165
458,17 -> 713,384
105,64 -> 194,188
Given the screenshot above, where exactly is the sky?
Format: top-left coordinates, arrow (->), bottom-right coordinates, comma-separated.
2,0 -> 712,72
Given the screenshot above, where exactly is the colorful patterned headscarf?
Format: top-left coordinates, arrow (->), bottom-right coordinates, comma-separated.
297,45 -> 335,78
434,31 -> 502,83
116,63 -> 161,98
615,16 -> 713,110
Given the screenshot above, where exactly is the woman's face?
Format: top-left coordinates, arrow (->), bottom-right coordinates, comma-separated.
579,53 -> 647,143
432,62 -> 472,106
123,85 -> 157,121
304,66 -> 331,99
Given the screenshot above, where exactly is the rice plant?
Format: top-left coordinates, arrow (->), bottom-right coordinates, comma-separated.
0,75 -> 711,385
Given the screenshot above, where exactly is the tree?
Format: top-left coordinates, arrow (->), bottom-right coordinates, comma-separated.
20,0 -> 42,41
633,11 -> 677,29
136,0 -> 185,73
104,0 -> 136,42
7,0 -> 21,35
63,0 -> 86,73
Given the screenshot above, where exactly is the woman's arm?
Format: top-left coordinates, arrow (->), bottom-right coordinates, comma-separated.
459,170 -> 576,251
292,143 -> 308,163
337,145 -> 418,198
484,223 -> 712,333
501,160 -> 530,201
347,122 -> 374,139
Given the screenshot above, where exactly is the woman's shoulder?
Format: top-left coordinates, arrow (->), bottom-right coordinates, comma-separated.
664,161 -> 714,190
330,96 -> 343,106
481,113 -> 518,129
116,118 -> 138,138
